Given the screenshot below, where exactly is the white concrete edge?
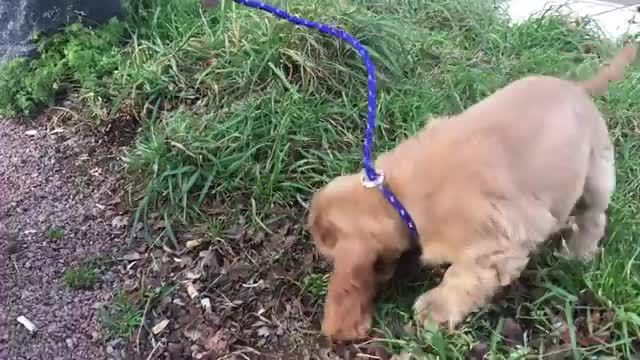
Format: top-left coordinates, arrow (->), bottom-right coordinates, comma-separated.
499,0 -> 640,40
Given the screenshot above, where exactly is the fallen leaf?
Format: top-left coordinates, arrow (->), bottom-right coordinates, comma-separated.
201,298 -> 211,312
111,216 -> 129,228
186,239 -> 204,250
122,252 -> 142,261
257,326 -> 271,338
152,319 -> 170,334
198,250 -> 219,272
361,343 -> 392,360
205,329 -> 228,353
185,282 -> 199,299
182,327 -> 202,342
17,316 -> 37,333
172,298 -> 186,306
184,271 -> 201,280
390,353 -> 414,360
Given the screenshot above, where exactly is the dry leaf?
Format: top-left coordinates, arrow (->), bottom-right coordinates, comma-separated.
390,353 -> 414,360
205,329 -> 227,353
257,326 -> 271,338
201,298 -> 212,312
122,252 -> 142,261
184,271 -> 201,280
186,239 -> 204,250
198,250 -> 218,271
152,319 -> 170,334
111,216 -> 129,228
183,327 -> 202,342
185,282 -> 199,299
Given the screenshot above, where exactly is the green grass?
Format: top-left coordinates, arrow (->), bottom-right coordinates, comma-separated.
47,227 -> 65,240
100,291 -> 143,340
63,264 -> 99,290
99,284 -> 174,341
2,0 -> 640,357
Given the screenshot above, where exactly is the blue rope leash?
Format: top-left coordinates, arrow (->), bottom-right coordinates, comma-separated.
230,0 -> 419,240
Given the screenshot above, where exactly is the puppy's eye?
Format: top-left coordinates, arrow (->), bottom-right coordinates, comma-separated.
373,257 -> 394,275
373,257 -> 385,274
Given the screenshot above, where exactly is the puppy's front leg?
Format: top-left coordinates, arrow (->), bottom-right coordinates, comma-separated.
413,252 -> 528,329
321,242 -> 377,341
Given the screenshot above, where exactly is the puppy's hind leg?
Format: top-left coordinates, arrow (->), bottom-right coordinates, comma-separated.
564,138 -> 614,261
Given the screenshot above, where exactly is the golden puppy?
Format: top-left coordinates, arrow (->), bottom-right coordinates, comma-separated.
308,44 -> 637,340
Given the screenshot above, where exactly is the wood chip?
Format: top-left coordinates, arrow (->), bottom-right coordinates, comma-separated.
122,252 -> 142,261
390,353 -> 413,360
184,271 -> 201,280
17,316 -> 37,333
201,298 -> 211,312
186,239 -> 204,250
111,216 -> 129,228
185,282 -> 199,299
152,319 -> 170,335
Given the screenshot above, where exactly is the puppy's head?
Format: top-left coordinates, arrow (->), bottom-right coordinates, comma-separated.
308,175 -> 408,341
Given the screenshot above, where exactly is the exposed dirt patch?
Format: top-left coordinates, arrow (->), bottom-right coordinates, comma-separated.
0,117 -> 131,359
121,211 -> 333,359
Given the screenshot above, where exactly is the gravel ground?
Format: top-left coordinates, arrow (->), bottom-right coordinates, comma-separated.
0,118 -> 129,359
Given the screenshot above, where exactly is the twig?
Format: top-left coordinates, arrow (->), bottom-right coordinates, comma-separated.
136,290 -> 154,354
144,340 -> 163,360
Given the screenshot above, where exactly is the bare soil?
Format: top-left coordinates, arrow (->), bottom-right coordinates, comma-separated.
0,117 -> 131,359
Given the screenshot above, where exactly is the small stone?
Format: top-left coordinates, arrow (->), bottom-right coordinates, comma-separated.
4,238 -> 17,255
167,343 -> 184,357
16,316 -> 37,333
468,342 -> 489,359
501,317 -> 524,346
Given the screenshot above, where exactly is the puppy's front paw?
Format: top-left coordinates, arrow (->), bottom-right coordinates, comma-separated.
413,289 -> 465,331
321,306 -> 372,341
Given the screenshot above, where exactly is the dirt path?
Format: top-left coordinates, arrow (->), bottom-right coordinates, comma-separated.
0,118 -> 129,359
0,117 -> 385,359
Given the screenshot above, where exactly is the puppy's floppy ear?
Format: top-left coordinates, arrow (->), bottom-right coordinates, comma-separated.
321,239 -> 377,340
308,209 -> 338,251
329,240 -> 377,292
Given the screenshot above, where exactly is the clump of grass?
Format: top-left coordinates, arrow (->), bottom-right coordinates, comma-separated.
125,0 -> 604,225
0,19 -> 125,118
100,291 -> 143,340
63,265 -> 99,290
47,227 -> 64,240
302,273 -> 329,298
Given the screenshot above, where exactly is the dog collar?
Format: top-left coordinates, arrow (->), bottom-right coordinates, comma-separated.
361,170 -> 420,243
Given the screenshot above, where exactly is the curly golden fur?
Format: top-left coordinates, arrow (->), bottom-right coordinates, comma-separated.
308,45 -> 637,341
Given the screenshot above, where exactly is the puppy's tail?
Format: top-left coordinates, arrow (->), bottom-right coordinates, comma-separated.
579,44 -> 637,96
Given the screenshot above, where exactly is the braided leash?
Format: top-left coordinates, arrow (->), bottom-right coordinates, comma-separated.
224,0 -> 420,240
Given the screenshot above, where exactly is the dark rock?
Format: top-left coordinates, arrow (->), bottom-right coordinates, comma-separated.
468,342 -> 489,359
0,0 -> 122,62
501,317 -> 524,346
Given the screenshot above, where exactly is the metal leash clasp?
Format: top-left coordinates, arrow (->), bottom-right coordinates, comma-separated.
361,169 -> 385,188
